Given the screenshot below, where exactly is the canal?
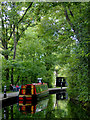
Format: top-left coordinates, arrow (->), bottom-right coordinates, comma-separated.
1,92 -> 90,119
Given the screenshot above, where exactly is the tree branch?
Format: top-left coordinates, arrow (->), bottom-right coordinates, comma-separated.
68,7 -> 74,17
8,24 -> 15,41
8,2 -> 33,41
63,5 -> 80,41
13,25 -> 17,60
18,2 -> 33,23
64,8 -> 75,32
1,16 -> 6,48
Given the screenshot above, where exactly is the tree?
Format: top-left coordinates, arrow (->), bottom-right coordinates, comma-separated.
62,2 -> 89,101
1,2 -> 89,103
1,2 -> 33,84
37,2 -> 89,101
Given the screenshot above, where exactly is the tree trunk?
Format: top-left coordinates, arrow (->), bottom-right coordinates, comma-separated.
15,75 -> 20,85
13,25 -> 17,60
11,68 -> 13,85
11,24 -> 17,85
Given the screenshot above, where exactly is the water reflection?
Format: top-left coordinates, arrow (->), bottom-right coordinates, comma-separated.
3,105 -> 14,120
10,105 -> 13,120
1,92 -> 90,119
3,107 -> 6,119
56,92 -> 68,100
19,98 -> 49,114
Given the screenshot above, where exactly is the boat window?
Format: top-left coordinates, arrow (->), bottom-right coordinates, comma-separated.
36,86 -> 39,93
36,85 -> 41,93
35,84 -> 48,94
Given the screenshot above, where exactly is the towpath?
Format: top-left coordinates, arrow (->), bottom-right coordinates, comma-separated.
0,92 -> 19,100
0,87 -> 67,100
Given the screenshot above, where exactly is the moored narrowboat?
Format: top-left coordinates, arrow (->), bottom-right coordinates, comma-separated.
19,83 -> 49,104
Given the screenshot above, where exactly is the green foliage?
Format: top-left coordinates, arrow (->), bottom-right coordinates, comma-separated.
65,3 -> 89,102
1,2 -> 89,102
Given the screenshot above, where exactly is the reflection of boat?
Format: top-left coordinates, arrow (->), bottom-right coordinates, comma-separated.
19,83 -> 49,104
19,98 -> 49,114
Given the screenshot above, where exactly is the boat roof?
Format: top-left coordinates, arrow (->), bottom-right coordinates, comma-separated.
26,83 -> 47,86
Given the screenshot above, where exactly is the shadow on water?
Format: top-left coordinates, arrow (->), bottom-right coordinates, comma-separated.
1,92 -> 90,120
2,97 -> 17,108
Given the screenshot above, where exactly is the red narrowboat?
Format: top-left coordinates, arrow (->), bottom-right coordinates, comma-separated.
19,83 -> 49,104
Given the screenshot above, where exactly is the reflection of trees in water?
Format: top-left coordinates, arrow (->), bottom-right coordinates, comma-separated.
3,104 -> 20,120
45,94 -> 56,119
46,92 -> 68,119
2,93 -> 89,119
10,105 -> 13,120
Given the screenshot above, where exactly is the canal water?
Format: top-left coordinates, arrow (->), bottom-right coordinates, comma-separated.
1,92 -> 90,119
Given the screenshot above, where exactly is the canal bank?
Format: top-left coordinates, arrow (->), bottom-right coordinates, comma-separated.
1,87 -> 67,99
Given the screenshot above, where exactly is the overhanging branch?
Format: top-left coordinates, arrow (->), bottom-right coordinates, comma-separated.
18,2 -> 33,24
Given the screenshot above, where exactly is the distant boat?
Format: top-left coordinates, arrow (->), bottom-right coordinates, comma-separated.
19,83 -> 49,104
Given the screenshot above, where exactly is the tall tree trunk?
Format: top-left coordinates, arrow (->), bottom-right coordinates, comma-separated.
11,24 -> 17,85
1,4 -> 9,82
5,68 -> 9,81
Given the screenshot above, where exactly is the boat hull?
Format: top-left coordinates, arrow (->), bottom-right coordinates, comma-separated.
19,90 -> 49,104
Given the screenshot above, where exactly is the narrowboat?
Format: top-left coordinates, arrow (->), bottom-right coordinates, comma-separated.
19,83 -> 49,104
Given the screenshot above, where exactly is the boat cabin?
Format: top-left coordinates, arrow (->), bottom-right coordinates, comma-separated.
19,83 -> 49,104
